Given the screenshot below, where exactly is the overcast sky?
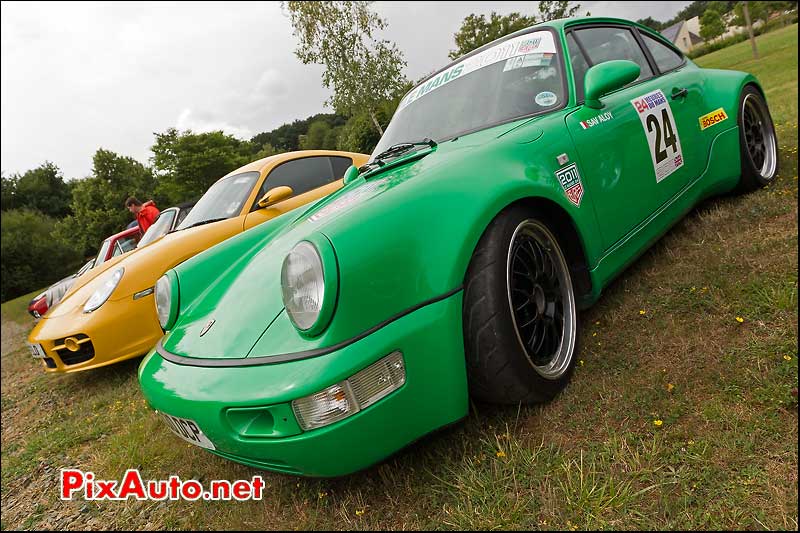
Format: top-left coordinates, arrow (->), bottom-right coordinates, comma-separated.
1,1 -> 691,180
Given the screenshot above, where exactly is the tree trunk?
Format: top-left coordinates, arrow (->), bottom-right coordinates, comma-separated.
369,110 -> 384,136
743,2 -> 759,59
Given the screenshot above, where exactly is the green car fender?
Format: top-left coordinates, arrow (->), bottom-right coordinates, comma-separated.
246,120 -> 601,358
170,209 -> 299,319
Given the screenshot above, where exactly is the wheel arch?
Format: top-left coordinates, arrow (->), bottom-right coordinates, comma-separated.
459,193 -> 594,307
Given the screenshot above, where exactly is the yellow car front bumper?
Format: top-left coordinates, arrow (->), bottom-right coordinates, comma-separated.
27,293 -> 163,373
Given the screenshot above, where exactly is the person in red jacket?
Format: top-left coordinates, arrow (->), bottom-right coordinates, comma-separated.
125,196 -> 160,234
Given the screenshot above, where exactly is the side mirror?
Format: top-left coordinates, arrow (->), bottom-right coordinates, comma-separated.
343,164 -> 360,185
257,186 -> 293,208
584,60 -> 641,109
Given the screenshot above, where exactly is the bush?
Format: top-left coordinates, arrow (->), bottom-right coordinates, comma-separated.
1,209 -> 84,302
689,12 -> 798,58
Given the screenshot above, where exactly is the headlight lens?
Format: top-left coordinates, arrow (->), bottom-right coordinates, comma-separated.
281,241 -> 325,331
155,273 -> 179,331
83,267 -> 124,313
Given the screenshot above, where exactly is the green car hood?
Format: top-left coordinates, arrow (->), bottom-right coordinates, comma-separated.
163,117 -> 552,360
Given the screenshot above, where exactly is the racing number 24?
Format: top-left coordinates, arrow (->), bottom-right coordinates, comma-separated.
646,109 -> 678,164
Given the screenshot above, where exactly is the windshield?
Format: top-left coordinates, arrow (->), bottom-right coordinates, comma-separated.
176,171 -> 259,230
137,209 -> 176,248
95,239 -> 112,265
114,236 -> 138,257
372,30 -> 564,159
77,260 -> 94,276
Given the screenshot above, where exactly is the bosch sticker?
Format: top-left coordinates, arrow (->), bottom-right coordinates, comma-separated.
630,89 -> 684,183
555,163 -> 584,207
698,107 -> 728,130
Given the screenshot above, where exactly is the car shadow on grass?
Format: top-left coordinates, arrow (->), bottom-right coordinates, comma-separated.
51,356 -> 144,394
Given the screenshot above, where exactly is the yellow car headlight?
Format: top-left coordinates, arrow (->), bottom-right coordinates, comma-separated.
83,267 -> 124,313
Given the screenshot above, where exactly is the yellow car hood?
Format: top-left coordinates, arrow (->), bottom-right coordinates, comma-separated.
48,217 -> 243,318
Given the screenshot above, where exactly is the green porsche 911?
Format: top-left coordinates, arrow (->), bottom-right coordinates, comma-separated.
138,16 -> 778,477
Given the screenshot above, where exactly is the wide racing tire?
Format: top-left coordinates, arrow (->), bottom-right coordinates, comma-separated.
463,205 -> 579,404
736,85 -> 778,193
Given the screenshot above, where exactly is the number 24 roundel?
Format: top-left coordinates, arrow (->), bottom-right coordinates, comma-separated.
631,90 -> 684,183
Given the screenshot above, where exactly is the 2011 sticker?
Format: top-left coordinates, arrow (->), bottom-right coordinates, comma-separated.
555,163 -> 584,207
630,89 -> 684,183
535,91 -> 558,107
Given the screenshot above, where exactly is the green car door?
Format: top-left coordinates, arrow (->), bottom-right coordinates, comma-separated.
563,24 -> 707,250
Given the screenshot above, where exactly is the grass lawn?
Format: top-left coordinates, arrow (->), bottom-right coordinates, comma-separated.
1,24 -> 797,531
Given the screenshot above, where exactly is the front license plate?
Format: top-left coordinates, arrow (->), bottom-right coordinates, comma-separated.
27,342 -> 46,359
158,412 -> 216,450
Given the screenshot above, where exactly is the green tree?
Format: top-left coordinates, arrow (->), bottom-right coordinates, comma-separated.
336,111 -> 383,154
52,149 -> 155,256
1,209 -> 83,302
707,0 -> 734,14
251,113 -> 346,152
11,161 -> 72,218
300,120 -> 333,149
700,8 -> 727,40
323,125 -> 342,150
336,78 -> 411,154
661,1 -> 735,29
636,17 -> 662,30
150,128 -> 255,204
538,1 -> 581,22
731,0 -> 791,26
284,1 -> 407,135
1,172 -> 17,211
252,142 -> 282,161
449,12 -> 537,60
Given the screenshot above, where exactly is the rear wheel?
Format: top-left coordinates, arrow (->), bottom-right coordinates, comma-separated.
463,206 -> 579,404
736,85 -> 778,192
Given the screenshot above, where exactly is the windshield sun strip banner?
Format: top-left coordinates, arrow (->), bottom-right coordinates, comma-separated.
398,31 -> 557,111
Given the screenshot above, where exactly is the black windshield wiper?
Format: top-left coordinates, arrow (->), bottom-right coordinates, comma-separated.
360,138 -> 437,172
179,217 -> 227,231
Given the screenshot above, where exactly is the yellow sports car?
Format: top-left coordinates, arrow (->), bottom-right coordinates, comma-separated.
27,150 -> 368,372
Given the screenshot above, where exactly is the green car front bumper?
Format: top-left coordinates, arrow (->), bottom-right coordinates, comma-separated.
138,290 -> 468,477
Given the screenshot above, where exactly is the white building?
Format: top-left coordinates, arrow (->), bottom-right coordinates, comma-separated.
660,16 -> 704,53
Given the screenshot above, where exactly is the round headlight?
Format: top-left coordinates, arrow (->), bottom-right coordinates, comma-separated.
83,267 -> 124,313
155,273 -> 179,331
281,241 -> 325,331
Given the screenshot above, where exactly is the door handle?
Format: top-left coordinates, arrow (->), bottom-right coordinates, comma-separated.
671,87 -> 688,100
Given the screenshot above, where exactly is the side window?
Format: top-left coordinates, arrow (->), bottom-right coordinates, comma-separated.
573,27 -> 653,83
161,210 -> 177,231
331,156 -> 354,179
250,156 -> 335,211
251,156 -> 339,211
641,33 -> 684,73
175,207 -> 191,228
117,237 -> 137,254
566,32 -> 591,103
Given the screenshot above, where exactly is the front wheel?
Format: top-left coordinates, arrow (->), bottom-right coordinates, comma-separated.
736,85 -> 778,192
463,206 -> 579,404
